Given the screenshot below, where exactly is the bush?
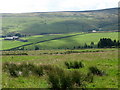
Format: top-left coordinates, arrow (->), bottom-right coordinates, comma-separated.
65,61 -> 84,69
89,66 -> 105,76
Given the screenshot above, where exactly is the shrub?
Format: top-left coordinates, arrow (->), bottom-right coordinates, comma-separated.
89,66 -> 105,76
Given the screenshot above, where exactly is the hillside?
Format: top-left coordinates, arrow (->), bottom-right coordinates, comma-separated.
2,8 -> 118,35
1,32 -> 118,50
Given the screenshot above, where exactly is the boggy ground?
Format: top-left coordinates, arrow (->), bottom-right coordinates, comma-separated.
1,48 -> 119,88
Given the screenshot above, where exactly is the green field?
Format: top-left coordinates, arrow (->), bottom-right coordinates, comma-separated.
24,32 -> 118,50
1,32 -> 81,50
1,32 -> 119,50
2,49 -> 119,88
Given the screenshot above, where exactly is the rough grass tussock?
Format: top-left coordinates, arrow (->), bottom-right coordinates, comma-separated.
47,67 -> 93,89
3,62 -> 44,77
65,61 -> 84,69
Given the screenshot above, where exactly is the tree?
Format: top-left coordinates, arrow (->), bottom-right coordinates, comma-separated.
73,46 -> 76,49
35,46 -> 39,50
98,38 -> 114,48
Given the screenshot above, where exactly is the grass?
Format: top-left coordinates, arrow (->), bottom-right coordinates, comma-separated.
1,32 -> 82,50
24,32 -> 118,50
1,32 -> 119,50
1,40 -> 29,50
2,49 -> 119,88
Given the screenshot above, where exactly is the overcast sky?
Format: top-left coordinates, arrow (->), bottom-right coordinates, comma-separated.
0,0 -> 119,13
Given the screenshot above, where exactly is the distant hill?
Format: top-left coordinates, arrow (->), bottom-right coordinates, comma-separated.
2,8 -> 118,35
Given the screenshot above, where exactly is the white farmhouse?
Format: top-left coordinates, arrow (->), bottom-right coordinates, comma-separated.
4,36 -> 19,40
92,30 -> 97,33
4,37 -> 14,40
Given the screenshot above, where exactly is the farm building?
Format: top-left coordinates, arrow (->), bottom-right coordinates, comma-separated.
92,30 -> 97,33
4,36 -> 19,40
4,37 -> 14,40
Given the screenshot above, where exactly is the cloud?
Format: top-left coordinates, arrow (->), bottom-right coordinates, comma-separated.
58,0 -> 119,11
0,0 -> 119,13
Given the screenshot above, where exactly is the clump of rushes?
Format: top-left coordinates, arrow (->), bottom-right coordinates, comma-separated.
3,62 -> 44,77
89,66 -> 105,76
65,61 -> 84,69
47,67 -> 92,89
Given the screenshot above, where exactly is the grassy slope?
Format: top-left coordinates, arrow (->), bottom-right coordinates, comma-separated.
1,32 -> 118,50
1,33 -> 82,50
2,49 -> 119,88
24,32 -> 118,50
2,8 -> 118,35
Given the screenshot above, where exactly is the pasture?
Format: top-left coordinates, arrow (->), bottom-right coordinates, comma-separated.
2,48 -> 119,88
23,32 -> 118,50
1,32 -> 82,50
1,32 -> 119,50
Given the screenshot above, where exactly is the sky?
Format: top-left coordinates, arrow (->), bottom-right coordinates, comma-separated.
0,0 -> 119,13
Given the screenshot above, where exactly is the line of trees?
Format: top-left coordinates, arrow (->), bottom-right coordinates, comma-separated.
98,38 -> 120,48
73,38 -> 120,49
